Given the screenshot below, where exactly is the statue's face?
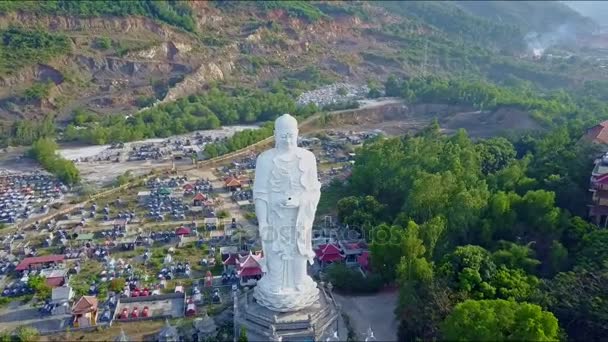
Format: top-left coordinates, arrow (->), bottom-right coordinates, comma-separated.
276,127 -> 298,150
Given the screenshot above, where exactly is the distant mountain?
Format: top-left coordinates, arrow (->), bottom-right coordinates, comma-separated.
562,1 -> 608,27
455,1 -> 597,34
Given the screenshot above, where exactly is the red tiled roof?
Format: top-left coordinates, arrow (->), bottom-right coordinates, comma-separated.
315,244 -> 344,262
225,177 -> 241,187
584,122 -> 608,144
223,254 -> 238,266
193,193 -> 206,201
238,267 -> 262,277
15,255 -> 65,271
238,253 -> 261,270
175,227 -> 191,236
183,184 -> 194,190
72,296 -> 98,315
46,277 -> 65,288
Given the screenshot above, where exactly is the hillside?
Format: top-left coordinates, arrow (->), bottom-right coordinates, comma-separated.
0,0 -> 605,138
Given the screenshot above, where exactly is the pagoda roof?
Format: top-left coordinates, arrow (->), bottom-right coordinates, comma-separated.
315,244 -> 344,262
316,243 -> 342,255
193,193 -> 207,201
238,252 -> 261,269
223,254 -> 238,266
224,177 -> 241,187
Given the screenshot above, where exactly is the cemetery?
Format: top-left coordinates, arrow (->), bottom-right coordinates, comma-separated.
0,118 -> 375,340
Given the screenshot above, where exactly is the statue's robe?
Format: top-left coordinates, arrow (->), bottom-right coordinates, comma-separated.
252,147 -> 321,310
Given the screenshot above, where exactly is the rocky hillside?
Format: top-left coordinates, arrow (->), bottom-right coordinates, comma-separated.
0,0 -> 601,124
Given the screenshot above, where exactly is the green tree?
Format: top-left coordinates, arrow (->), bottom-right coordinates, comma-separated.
109,278 -> 126,293
238,327 -> 248,342
492,241 -> 540,273
441,299 -> 559,341
16,326 -> 39,342
541,266 -> 608,341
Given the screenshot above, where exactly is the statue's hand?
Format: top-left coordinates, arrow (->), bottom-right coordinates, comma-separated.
281,196 -> 300,208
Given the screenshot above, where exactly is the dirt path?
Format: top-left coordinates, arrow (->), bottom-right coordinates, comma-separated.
334,289 -> 399,341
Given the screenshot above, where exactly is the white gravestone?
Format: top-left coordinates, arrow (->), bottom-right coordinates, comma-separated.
252,114 -> 321,312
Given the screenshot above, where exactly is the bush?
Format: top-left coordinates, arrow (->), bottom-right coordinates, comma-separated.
109,278 -> 126,293
29,138 -> 80,185
95,37 -> 112,49
16,326 -> 39,342
326,263 -> 383,294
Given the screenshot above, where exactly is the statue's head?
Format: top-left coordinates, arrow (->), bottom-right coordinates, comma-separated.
275,114 -> 298,151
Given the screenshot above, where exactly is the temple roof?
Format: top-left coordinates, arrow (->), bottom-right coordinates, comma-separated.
193,193 -> 206,201
72,295 -> 98,315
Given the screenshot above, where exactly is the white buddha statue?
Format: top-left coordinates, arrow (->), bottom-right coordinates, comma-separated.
252,114 -> 321,312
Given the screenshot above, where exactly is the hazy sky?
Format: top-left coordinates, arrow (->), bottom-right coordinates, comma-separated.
563,1 -> 608,25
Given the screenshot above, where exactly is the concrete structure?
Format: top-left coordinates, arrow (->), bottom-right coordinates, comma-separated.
51,286 -> 73,315
235,285 -> 339,341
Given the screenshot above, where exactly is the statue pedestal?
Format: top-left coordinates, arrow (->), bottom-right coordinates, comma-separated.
235,285 -> 340,341
253,277 -> 319,312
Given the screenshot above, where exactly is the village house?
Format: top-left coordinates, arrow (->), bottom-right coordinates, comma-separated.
589,152 -> 608,227
15,254 -> 65,272
51,285 -> 73,315
72,295 -> 98,328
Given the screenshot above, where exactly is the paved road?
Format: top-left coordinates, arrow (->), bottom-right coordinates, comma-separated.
334,289 -> 399,341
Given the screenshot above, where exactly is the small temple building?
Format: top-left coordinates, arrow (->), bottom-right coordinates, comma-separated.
236,251 -> 263,286
315,243 -> 344,267
72,295 -> 98,328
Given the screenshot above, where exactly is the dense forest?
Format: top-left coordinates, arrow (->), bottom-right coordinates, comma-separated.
327,78 -> 608,341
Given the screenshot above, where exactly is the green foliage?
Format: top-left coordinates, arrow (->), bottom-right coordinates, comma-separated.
575,229 -> 608,270
4,114 -> 56,146
337,196 -> 386,232
376,1 -> 524,52
27,275 -> 51,300
204,123 -> 274,159
29,138 -> 80,185
238,327 -> 247,342
109,278 -> 126,293
441,299 -> 559,341
23,81 -> 53,102
256,1 -> 328,22
0,26 -> 71,76
65,86 -> 315,145
15,326 -> 39,342
325,263 -> 383,294
95,36 -> 112,50
0,1 -> 196,32
540,265 -> 608,341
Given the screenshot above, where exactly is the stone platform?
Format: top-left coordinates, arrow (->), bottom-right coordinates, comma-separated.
235,284 -> 340,341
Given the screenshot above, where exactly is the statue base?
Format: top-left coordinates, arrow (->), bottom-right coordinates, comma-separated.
253,278 -> 319,312
235,285 -> 340,342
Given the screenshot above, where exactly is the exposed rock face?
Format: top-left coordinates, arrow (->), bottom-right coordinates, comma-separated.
0,13 -> 177,38
161,60 -> 234,103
